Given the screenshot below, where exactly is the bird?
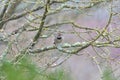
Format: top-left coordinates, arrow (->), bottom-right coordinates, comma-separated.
54,32 -> 62,49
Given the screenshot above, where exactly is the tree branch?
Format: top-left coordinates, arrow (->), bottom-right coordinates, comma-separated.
31,0 -> 50,47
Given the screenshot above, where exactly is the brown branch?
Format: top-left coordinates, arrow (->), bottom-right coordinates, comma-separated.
0,0 -> 11,19
3,0 -> 22,19
31,0 -> 50,47
29,40 -> 117,54
73,10 -> 113,54
0,0 -> 22,29
0,0 -> 68,29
